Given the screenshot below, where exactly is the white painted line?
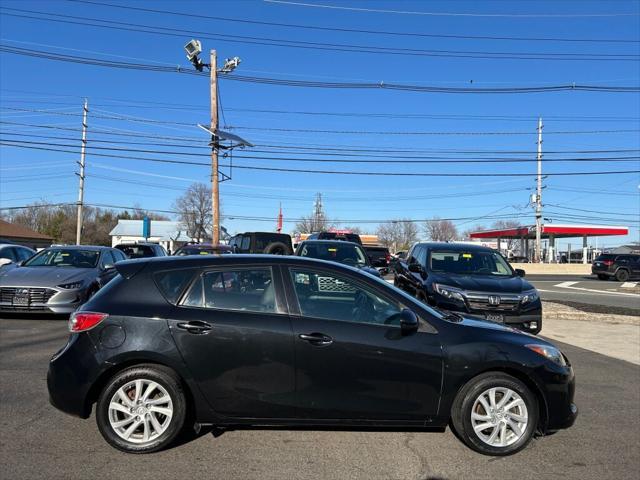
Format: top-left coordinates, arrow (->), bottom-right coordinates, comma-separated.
550,282 -> 640,297
621,282 -> 638,289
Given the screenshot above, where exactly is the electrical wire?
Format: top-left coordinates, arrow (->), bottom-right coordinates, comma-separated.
2,8 -> 639,61
68,0 -> 640,43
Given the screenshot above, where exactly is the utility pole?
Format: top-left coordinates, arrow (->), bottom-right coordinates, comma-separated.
210,49 -> 220,246
534,117 -> 543,263
75,99 -> 88,245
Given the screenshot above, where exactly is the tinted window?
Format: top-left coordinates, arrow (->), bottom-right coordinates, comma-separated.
430,250 -> 512,276
175,246 -> 232,256
290,268 -> 402,326
24,249 -> 100,268
154,269 -> 196,304
112,249 -> 127,262
595,254 -> 618,262
100,250 -> 115,268
414,246 -> 427,265
117,245 -> 156,259
298,242 -> 368,267
17,247 -> 34,261
181,268 -> 276,313
0,247 -> 17,262
240,236 -> 250,251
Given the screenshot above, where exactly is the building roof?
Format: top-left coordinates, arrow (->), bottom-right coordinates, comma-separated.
109,220 -> 193,242
0,219 -> 53,241
470,224 -> 629,239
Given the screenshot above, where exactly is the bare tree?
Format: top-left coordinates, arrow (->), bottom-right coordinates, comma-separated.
424,217 -> 458,242
294,215 -> 330,234
376,219 -> 418,252
460,224 -> 486,240
173,183 -> 213,243
491,220 -> 523,254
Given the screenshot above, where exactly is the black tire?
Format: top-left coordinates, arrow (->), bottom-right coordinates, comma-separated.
451,372 -> 539,456
96,364 -> 187,453
263,241 -> 291,255
597,274 -> 608,281
615,269 -> 630,282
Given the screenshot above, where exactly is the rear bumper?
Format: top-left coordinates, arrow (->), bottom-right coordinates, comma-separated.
47,334 -> 100,419
591,267 -> 613,277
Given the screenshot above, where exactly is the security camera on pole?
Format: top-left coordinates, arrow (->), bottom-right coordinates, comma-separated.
184,40 -> 243,245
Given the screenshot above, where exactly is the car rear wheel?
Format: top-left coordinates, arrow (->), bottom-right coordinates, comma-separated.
615,269 -> 630,282
96,365 -> 186,453
451,372 -> 538,456
597,274 -> 608,281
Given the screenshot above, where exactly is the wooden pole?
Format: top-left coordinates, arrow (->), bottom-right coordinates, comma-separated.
210,50 -> 220,245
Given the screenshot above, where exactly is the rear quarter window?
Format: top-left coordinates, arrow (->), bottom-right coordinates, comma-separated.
154,269 -> 197,304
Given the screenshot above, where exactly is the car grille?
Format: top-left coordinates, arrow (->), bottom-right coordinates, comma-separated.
0,287 -> 57,308
465,292 -> 521,312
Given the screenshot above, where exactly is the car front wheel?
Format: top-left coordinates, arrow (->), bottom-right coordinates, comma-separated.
96,365 -> 187,453
451,372 -> 538,456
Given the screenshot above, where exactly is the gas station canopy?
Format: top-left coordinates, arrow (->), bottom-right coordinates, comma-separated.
470,224 -> 629,240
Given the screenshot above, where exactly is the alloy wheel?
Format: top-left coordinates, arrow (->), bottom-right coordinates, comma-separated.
470,387 -> 529,448
107,379 -> 173,445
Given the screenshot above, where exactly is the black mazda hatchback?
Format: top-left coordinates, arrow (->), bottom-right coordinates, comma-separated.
47,255 -> 577,456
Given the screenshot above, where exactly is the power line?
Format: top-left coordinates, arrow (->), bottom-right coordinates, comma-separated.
2,44 -> 639,93
1,141 -> 639,177
2,138 -> 639,164
67,0 -> 640,43
264,0 -> 640,18
2,8 -> 639,61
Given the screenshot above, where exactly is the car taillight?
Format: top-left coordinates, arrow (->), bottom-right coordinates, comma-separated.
602,260 -> 614,266
385,252 -> 391,263
69,312 -> 108,332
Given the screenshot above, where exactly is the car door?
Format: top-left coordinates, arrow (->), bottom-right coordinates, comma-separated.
405,245 -> 426,297
284,265 -> 443,422
167,265 -> 297,418
97,250 -> 118,286
395,245 -> 416,291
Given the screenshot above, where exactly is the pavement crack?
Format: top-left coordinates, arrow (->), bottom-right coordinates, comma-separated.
402,433 -> 432,480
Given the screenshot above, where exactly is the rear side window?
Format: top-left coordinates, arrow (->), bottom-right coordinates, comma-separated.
180,268 -> 276,313
154,269 -> 197,304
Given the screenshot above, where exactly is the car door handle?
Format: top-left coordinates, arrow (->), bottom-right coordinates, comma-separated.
176,321 -> 212,334
299,333 -> 333,346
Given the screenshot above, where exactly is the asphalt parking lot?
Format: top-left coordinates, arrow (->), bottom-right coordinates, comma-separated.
1,316 -> 638,480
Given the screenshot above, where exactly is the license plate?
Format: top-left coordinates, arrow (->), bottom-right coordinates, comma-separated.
486,313 -> 504,323
13,294 -> 29,306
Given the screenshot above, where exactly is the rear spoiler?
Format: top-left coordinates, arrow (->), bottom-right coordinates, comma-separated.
115,259 -> 149,279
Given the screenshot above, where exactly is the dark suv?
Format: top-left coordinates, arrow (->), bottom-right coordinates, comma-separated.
115,242 -> 167,259
229,232 -> 293,255
394,243 -> 542,334
592,253 -> 640,281
173,244 -> 234,256
295,240 -> 380,277
307,231 -> 362,245
363,245 -> 391,275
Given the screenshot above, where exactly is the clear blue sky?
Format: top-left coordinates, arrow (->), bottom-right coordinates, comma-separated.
0,0 -> 638,250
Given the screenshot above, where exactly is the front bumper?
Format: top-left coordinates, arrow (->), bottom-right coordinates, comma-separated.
541,362 -> 578,432
0,286 -> 86,314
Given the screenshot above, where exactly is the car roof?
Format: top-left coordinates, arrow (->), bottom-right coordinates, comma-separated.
46,245 -> 111,251
416,242 -> 496,252
299,240 -> 361,246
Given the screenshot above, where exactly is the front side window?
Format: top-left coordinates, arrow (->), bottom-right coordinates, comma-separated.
298,243 -> 368,268
181,268 -> 277,313
240,236 -> 250,251
290,268 -> 402,326
429,250 -> 513,276
24,249 -> 100,268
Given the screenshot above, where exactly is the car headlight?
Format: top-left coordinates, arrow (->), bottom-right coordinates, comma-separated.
525,344 -> 567,366
521,289 -> 539,304
58,281 -> 84,290
433,283 -> 465,302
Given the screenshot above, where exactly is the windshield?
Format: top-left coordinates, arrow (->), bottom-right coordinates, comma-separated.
23,249 -> 100,268
429,250 -> 513,276
299,242 -> 368,267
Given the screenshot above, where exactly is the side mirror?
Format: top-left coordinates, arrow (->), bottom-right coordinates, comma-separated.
408,262 -> 423,273
0,258 -> 13,267
399,308 -> 419,335
103,263 -> 115,271
515,268 -> 525,277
